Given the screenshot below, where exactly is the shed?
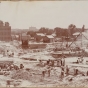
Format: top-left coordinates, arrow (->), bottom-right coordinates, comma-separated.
43,35 -> 55,43
35,33 -> 45,42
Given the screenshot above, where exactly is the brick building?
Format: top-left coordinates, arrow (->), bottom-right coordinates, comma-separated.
21,33 -> 31,49
0,20 -> 11,41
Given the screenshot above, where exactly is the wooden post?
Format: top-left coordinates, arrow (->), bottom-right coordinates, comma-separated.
86,71 -> 88,76
74,69 -> 78,75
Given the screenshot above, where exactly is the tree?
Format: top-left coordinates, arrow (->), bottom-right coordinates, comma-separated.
46,29 -> 54,35
39,27 -> 48,34
27,31 -> 36,37
54,27 -> 62,37
68,24 -> 76,36
62,29 -> 68,37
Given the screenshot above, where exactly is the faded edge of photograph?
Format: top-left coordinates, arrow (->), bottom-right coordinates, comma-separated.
0,0 -> 88,87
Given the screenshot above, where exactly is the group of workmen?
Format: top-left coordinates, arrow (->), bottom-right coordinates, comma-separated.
41,56 -> 70,80
0,63 -> 24,72
41,56 -> 87,80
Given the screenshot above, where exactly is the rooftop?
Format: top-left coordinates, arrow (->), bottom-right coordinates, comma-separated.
46,35 -> 54,38
36,33 -> 45,36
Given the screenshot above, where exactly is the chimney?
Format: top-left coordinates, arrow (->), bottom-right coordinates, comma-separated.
5,22 -> 9,27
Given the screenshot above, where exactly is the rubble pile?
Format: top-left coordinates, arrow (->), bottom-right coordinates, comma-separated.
71,76 -> 88,87
52,74 -> 88,87
11,69 -> 42,83
10,62 -> 88,87
11,69 -> 32,80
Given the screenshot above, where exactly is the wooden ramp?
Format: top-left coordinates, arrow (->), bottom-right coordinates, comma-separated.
68,63 -> 88,68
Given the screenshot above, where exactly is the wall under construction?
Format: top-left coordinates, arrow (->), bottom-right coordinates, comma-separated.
29,43 -> 46,49
21,33 -> 30,49
22,40 -> 29,49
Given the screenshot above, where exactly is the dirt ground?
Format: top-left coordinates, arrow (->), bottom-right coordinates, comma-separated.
0,46 -> 88,87
1,56 -> 87,87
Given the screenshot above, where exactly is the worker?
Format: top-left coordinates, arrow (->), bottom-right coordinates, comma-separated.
61,57 -> 65,66
6,64 -> 8,69
61,66 -> 64,71
12,52 -> 14,57
41,70 -> 46,81
47,60 -> 49,65
10,64 -> 14,70
47,59 -> 50,65
20,64 -> 24,69
74,68 -> 78,75
49,60 -> 52,66
77,59 -> 79,63
0,67 -> 1,71
42,71 -> 45,77
42,70 -> 46,78
6,80 -> 10,87
66,44 -> 68,48
65,65 -> 69,76
80,56 -> 84,63
47,69 -> 50,77
70,48 -> 73,52
59,59 -> 61,67
7,66 -> 10,71
39,60 -> 43,66
87,71 -> 88,76
52,60 -> 54,67
47,67 -> 51,77
77,58 -> 80,64
57,60 -> 60,67
61,66 -> 64,79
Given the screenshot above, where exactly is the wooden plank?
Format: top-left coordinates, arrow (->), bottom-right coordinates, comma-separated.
68,63 -> 88,68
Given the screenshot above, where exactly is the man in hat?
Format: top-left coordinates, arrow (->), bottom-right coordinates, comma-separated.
61,57 -> 65,66
80,56 -> 84,63
65,65 -> 69,76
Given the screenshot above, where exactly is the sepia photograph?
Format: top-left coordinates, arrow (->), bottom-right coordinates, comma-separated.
0,0 -> 88,87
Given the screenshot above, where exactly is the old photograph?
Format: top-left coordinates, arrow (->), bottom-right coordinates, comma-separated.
0,0 -> 88,87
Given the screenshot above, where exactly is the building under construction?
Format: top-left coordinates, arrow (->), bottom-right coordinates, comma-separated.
0,20 -> 11,41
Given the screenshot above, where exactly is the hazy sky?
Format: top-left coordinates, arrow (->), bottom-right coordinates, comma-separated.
0,1 -> 88,29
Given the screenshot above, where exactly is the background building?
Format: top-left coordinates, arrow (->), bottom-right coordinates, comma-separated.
29,26 -> 38,31
34,33 -> 45,42
0,20 -> 11,41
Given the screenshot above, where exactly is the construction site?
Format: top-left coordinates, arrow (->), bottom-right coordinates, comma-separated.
0,26 -> 88,87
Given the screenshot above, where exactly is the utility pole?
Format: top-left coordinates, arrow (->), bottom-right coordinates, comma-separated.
81,30 -> 82,47
61,36 -> 64,55
81,25 -> 85,47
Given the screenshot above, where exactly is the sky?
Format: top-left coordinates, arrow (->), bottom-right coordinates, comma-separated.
0,1 -> 88,29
